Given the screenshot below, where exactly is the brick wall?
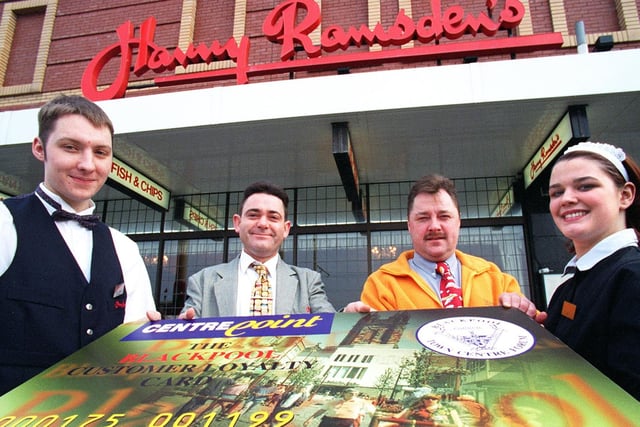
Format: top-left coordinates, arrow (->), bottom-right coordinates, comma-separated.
0,0 -> 638,109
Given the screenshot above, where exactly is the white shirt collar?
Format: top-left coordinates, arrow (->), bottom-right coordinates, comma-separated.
239,250 -> 280,275
565,228 -> 638,273
36,183 -> 96,215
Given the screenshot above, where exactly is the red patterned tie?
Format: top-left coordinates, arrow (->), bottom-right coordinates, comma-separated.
250,262 -> 273,315
436,262 -> 463,308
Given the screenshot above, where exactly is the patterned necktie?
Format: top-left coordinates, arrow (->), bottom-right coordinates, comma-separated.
35,187 -> 100,229
250,262 -> 273,315
436,262 -> 463,308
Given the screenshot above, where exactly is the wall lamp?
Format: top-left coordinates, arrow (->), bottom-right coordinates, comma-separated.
332,122 -> 366,222
593,35 -> 614,52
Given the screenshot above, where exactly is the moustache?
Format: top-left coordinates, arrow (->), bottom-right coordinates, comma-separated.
424,233 -> 446,240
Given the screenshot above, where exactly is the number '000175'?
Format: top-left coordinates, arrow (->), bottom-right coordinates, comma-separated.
0,411 -> 294,427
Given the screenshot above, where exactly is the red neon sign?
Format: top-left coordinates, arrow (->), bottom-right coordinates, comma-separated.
81,0 -> 563,101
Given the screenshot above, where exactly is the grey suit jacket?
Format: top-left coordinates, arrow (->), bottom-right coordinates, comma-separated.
182,256 -> 336,317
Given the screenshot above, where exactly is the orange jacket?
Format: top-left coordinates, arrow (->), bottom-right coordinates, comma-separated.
361,250 -> 522,310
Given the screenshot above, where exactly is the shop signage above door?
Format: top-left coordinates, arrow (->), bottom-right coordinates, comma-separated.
174,199 -> 222,231
523,106 -> 590,189
524,114 -> 572,189
81,0 -> 564,101
108,157 -> 170,210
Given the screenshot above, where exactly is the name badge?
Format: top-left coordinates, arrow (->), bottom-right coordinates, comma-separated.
561,301 -> 576,320
113,283 -> 125,298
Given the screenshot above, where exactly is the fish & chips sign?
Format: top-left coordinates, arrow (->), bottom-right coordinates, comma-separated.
81,0 -> 563,100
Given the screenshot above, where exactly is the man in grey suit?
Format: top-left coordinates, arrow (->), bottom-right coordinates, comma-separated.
180,181 -> 337,318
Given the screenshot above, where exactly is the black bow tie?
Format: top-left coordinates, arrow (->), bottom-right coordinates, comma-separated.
35,187 -> 101,230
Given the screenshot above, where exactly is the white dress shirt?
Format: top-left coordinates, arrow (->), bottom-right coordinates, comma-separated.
0,184 -> 156,322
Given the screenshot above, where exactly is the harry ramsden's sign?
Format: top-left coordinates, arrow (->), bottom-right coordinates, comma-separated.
523,110 -> 572,188
81,0 -> 564,100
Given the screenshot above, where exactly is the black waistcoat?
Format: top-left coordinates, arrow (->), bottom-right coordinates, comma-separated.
0,193 -> 126,394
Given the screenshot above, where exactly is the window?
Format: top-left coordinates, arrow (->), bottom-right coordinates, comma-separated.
0,0 -> 57,95
101,176 -> 531,317
292,233 -> 369,310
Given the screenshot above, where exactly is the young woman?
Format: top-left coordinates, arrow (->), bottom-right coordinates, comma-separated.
545,141 -> 640,400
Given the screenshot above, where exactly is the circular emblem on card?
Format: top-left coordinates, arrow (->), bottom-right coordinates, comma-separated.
416,316 -> 535,359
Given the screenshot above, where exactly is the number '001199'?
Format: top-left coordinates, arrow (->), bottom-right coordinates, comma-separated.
149,410 -> 294,427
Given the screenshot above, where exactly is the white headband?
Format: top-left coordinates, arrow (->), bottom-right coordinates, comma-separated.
564,141 -> 629,181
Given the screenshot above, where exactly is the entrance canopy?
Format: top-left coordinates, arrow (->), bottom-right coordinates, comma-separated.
1,49 -> 639,201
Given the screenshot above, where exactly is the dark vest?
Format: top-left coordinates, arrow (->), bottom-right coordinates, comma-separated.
0,193 -> 126,394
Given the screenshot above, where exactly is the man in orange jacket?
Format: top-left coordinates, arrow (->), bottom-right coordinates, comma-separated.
360,174 -> 545,322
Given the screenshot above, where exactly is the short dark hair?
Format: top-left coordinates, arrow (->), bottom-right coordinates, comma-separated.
239,181 -> 289,217
38,94 -> 114,146
407,174 -> 459,216
555,149 -> 640,242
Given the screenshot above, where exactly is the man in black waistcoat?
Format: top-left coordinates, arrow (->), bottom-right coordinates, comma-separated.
0,95 -> 160,395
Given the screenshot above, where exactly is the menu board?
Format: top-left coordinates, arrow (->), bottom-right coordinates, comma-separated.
1,307 -> 638,426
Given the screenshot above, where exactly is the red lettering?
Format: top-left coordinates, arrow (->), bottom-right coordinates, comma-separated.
188,210 -> 218,230
82,0 -> 560,100
138,180 -> 163,200
268,0 -> 525,60
111,163 -> 133,183
82,17 -> 250,101
187,352 -> 206,361
263,0 -> 321,60
189,210 -> 212,229
500,0 -> 527,29
119,353 -> 147,363
81,21 -> 135,101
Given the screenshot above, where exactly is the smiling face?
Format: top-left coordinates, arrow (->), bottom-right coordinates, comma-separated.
233,192 -> 291,262
549,156 -> 634,257
32,114 -> 113,212
407,190 -> 461,262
